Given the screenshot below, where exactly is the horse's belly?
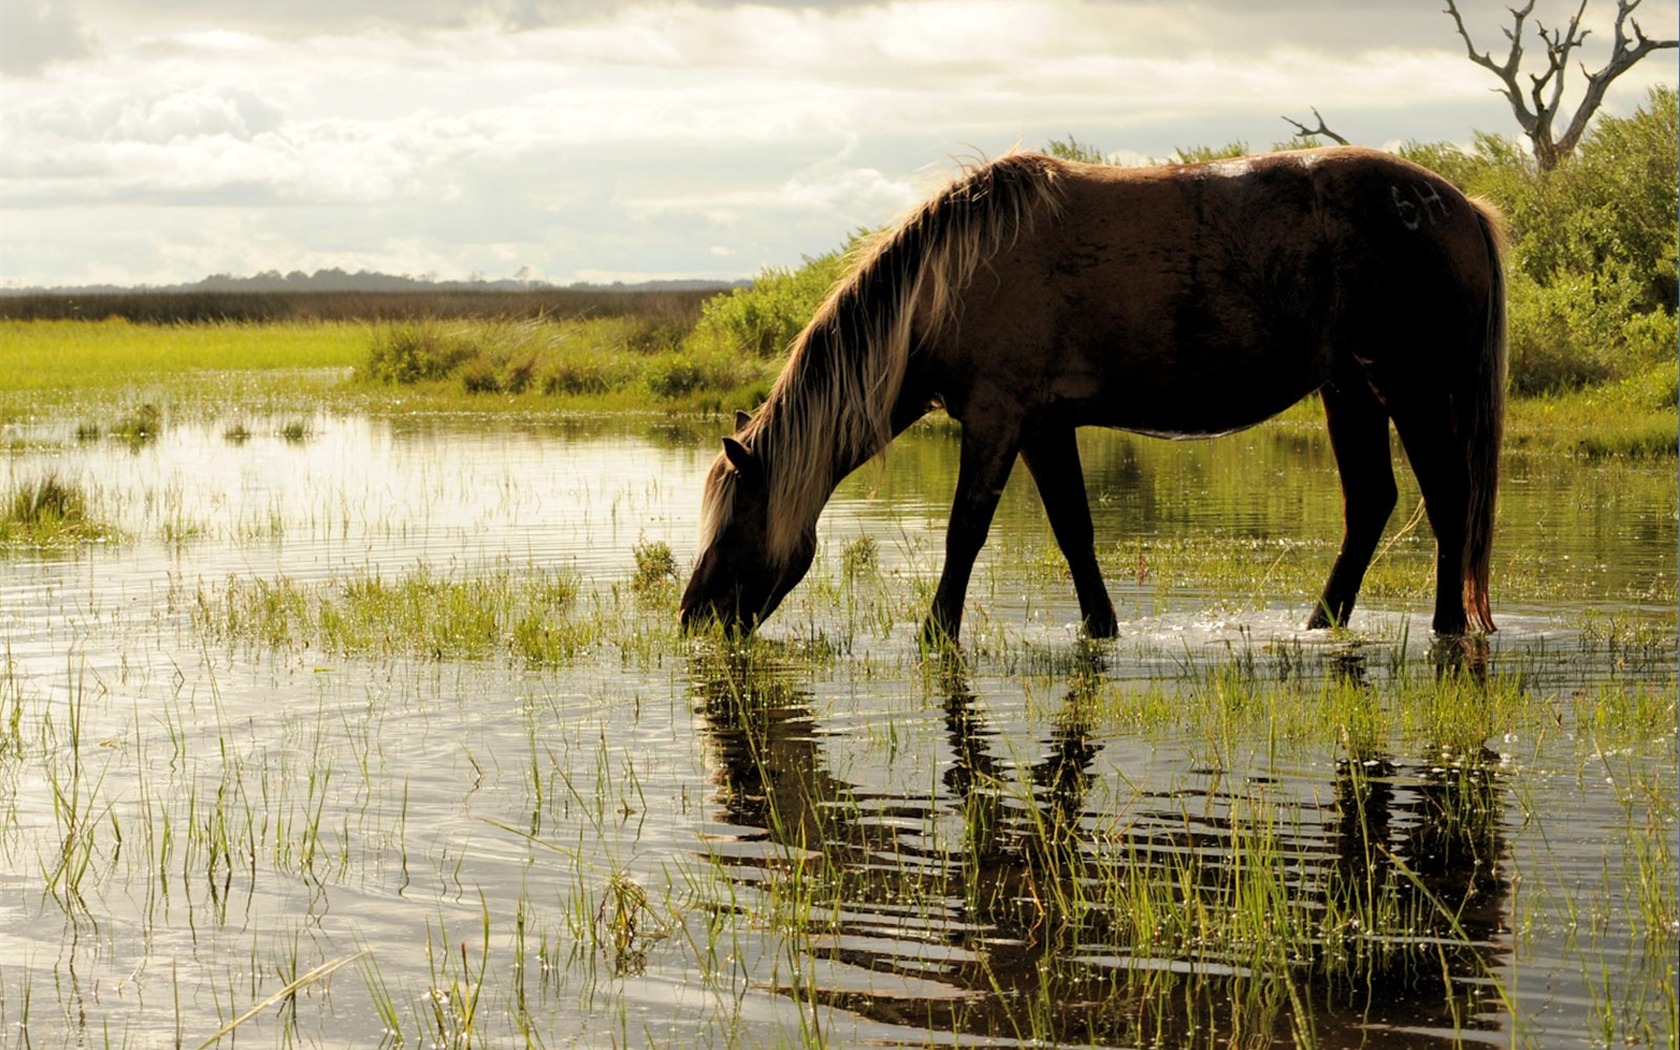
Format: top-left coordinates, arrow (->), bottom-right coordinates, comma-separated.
1063,340 -> 1328,437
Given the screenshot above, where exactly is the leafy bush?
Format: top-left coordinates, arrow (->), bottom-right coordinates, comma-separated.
644,351 -> 755,400
685,240 -> 857,358
1402,88 -> 1677,395
364,322 -> 477,383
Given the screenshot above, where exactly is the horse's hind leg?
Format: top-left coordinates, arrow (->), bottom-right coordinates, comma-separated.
1390,406 -> 1473,636
1020,426 -> 1118,638
927,417 -> 1022,641
1309,378 -> 1398,630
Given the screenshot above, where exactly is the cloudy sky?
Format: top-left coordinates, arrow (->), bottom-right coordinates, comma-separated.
3,0 -> 1675,287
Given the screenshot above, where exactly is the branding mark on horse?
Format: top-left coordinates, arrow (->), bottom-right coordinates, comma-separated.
1392,183 -> 1451,230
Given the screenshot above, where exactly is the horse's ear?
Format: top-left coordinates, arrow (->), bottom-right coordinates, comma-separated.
734,410 -> 752,432
721,437 -> 761,481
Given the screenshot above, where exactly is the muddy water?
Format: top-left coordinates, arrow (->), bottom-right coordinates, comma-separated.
1,415 -> 1674,1048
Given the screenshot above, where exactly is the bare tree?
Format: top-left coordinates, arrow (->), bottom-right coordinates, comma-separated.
1280,107 -> 1351,146
1444,0 -> 1677,170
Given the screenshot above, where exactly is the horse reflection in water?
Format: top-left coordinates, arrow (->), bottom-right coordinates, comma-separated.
688,650 -> 1511,1046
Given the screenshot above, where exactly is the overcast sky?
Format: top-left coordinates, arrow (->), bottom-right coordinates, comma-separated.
2,0 -> 1674,287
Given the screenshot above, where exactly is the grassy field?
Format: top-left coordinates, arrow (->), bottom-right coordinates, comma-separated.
2,313 -> 1671,459
0,314 -> 775,421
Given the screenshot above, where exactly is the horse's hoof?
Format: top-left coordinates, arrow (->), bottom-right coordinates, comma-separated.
1082,610 -> 1119,639
1430,616 -> 1468,637
1305,603 -> 1341,631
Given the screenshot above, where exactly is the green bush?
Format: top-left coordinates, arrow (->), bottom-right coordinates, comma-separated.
1401,88 -> 1677,396
364,321 -> 477,383
644,351 -> 754,400
686,240 -> 857,358
541,349 -> 635,396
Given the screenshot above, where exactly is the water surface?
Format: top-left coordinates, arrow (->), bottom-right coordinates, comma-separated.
1,414 -> 1673,1048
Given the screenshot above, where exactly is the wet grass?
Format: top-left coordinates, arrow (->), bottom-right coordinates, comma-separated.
1506,362 -> 1678,460
191,563 -> 602,666
3,561 -> 1673,1046
0,405 -> 1672,1045
676,636 -> 1676,1046
0,473 -> 116,547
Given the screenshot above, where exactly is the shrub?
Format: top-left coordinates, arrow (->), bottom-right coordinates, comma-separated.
644,351 -> 754,400
460,361 -> 502,394
1405,89 -> 1677,395
686,240 -> 857,358
541,351 -> 631,396
364,322 -> 476,383
624,317 -> 690,355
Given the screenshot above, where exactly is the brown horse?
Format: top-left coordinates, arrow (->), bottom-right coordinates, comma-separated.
679,147 -> 1506,641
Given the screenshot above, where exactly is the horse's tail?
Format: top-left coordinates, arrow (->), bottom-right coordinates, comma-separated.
1462,198 -> 1507,632
749,152 -> 1064,564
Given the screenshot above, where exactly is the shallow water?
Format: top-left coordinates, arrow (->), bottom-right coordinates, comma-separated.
1,414 -> 1674,1048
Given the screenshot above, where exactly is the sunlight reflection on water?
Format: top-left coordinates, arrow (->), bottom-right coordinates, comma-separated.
0,414 -> 1672,1049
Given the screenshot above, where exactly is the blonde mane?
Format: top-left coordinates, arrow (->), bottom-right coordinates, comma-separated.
700,152 -> 1066,565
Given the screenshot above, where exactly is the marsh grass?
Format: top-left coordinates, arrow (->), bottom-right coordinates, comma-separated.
2,410 -> 1674,1045
193,563 -> 594,664
0,473 -> 114,547
1506,362 -> 1678,460
4,578 -> 1672,1046
3,314 -> 1669,454
630,539 -> 679,596
671,640 -> 1653,1047
110,401 -> 163,445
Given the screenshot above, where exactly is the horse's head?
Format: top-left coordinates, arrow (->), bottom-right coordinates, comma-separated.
679,434 -> 816,636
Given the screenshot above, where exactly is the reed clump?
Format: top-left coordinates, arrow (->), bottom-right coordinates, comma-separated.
0,474 -> 112,546
193,564 -> 596,665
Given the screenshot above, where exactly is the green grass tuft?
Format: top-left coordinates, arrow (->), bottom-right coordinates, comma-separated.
1,474 -> 113,547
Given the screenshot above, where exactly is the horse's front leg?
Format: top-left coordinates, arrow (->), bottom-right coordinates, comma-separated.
925,419 -> 1021,642
1020,426 -> 1118,638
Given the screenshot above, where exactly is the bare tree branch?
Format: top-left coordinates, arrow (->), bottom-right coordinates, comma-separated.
1557,0 -> 1678,157
1280,107 -> 1351,146
1444,0 -> 1538,136
1443,0 -> 1676,169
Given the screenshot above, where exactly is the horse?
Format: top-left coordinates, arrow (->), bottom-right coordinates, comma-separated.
679,146 -> 1507,642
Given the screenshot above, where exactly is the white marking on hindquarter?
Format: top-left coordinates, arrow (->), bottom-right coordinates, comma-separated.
1392,182 -> 1451,230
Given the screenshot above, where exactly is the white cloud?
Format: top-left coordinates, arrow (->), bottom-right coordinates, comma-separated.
2,0 -> 1674,285
0,0 -> 100,75
624,168 -> 919,224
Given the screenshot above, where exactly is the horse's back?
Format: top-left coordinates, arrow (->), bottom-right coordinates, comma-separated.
925,148 -> 1496,434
